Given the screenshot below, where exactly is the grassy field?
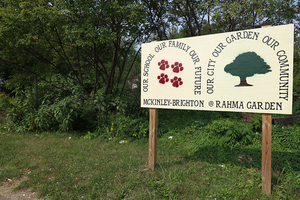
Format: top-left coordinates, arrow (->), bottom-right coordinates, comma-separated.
0,109 -> 300,199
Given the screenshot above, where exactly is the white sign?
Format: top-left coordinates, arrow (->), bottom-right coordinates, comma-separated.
141,24 -> 294,114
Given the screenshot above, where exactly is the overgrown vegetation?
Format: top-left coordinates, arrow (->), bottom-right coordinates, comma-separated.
0,109 -> 299,199
0,79 -> 148,138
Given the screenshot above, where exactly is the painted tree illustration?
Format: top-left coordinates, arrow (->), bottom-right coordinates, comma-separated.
224,52 -> 271,87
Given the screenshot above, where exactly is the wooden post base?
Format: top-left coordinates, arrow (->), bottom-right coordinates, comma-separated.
149,108 -> 158,169
262,113 -> 272,194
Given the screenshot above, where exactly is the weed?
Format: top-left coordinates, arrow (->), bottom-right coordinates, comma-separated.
205,118 -> 255,147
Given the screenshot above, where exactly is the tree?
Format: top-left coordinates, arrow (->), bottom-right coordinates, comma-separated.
141,0 -> 170,40
212,0 -> 298,32
168,0 -> 215,37
156,0 -> 298,40
224,52 -> 272,87
0,0 -> 148,98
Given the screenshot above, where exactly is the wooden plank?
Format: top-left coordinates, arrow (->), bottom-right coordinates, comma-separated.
262,113 -> 272,194
272,115 -> 300,125
149,108 -> 158,169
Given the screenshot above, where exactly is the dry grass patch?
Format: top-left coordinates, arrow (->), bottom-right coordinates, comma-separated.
0,176 -> 43,200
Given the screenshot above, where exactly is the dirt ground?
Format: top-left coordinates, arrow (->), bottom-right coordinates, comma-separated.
0,177 -> 43,200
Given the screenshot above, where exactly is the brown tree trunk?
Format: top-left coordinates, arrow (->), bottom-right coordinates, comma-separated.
34,74 -> 38,110
235,79 -> 253,87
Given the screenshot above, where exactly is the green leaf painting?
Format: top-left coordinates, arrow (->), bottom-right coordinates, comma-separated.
224,52 -> 272,87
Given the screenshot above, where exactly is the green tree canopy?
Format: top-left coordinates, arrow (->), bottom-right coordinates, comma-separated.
0,0 -> 148,96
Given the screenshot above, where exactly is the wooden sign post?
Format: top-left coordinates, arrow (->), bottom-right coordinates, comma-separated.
149,108 -> 158,169
262,113 -> 272,194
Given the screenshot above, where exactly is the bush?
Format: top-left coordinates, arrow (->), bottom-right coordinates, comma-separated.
273,124 -> 300,150
4,93 -> 84,132
205,118 -> 256,147
0,79 -> 147,135
249,115 -> 262,132
96,114 -> 149,139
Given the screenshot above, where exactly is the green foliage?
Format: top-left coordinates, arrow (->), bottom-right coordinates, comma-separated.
0,93 -> 12,110
97,114 -> 149,139
250,115 -> 262,132
1,79 -> 147,137
273,124 -> 300,150
3,87 -> 80,132
212,0 -> 297,32
0,0 -> 148,97
205,118 -> 256,147
272,163 -> 300,199
92,87 -> 146,118
164,0 -> 298,39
